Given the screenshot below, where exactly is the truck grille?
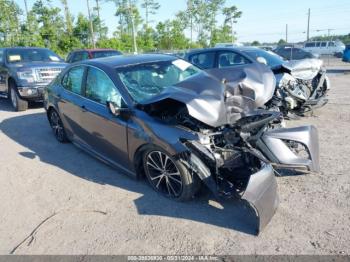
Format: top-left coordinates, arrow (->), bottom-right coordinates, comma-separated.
35,68 -> 63,82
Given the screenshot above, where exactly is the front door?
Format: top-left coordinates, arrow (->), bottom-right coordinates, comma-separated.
80,66 -> 129,170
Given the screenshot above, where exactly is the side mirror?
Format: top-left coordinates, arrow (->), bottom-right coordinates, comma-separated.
256,57 -> 268,65
107,101 -> 131,116
107,101 -> 118,115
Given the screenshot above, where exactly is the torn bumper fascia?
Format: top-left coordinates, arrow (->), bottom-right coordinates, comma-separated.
260,125 -> 320,173
186,149 -> 278,235
241,163 -> 279,233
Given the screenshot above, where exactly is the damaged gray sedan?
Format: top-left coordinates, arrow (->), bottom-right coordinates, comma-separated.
44,54 -> 320,233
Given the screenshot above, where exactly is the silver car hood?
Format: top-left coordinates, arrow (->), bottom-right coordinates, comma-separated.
282,59 -> 323,80
141,70 -> 275,128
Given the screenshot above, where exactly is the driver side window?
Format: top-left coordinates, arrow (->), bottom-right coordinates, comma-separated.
85,67 -> 123,107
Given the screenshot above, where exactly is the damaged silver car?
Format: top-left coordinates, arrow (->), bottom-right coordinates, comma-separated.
183,47 -> 330,117
45,54 -> 320,234
240,47 -> 330,116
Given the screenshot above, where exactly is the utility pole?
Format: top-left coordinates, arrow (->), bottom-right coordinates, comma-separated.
328,29 -> 334,38
231,17 -> 235,44
95,0 -> 101,38
286,24 -> 288,43
128,0 -> 138,54
61,0 -> 73,35
86,0 -> 96,48
23,0 -> 29,18
307,8 -> 310,41
189,0 -> 193,45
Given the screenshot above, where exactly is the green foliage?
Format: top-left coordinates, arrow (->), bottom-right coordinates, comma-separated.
251,40 -> 260,46
278,39 -> 287,45
0,0 -> 243,55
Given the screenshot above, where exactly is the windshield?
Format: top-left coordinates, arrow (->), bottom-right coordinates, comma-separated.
92,51 -> 122,59
7,49 -> 62,63
244,49 -> 285,68
118,59 -> 201,103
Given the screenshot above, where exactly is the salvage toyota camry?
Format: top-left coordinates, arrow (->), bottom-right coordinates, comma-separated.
44,54 -> 319,233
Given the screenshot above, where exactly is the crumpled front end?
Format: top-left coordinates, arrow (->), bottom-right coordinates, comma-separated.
274,61 -> 330,114
181,140 -> 279,234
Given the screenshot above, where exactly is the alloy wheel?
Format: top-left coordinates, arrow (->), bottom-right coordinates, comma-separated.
145,151 -> 183,198
49,110 -> 65,142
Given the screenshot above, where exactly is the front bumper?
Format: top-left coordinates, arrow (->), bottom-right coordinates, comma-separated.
187,151 -> 278,234
260,125 -> 320,173
242,163 -> 279,233
17,86 -> 46,101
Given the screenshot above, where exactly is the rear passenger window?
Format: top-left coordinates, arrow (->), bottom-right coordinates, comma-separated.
189,52 -> 215,69
0,50 -> 3,63
218,52 -> 251,68
321,42 -> 327,47
62,66 -> 85,95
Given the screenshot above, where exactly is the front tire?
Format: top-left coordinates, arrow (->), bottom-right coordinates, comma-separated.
48,109 -> 69,143
143,146 -> 200,201
9,83 -> 28,112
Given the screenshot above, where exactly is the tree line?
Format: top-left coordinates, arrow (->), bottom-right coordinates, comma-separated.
0,0 -> 242,56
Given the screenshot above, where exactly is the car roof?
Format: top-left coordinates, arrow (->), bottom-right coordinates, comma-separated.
4,47 -> 50,51
82,54 -> 178,68
71,48 -> 119,52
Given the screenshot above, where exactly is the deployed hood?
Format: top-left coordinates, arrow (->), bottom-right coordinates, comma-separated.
141,69 -> 276,128
282,59 -> 323,80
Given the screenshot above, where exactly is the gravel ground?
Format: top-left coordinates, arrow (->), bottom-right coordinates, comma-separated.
0,64 -> 349,255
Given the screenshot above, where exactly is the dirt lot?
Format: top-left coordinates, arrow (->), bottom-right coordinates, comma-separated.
0,61 -> 349,255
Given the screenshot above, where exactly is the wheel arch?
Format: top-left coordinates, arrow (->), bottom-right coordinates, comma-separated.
132,143 -> 156,179
7,77 -> 17,94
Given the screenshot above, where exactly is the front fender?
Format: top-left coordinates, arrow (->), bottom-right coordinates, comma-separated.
260,125 -> 320,172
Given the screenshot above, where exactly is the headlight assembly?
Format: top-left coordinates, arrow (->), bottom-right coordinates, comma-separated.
17,69 -> 35,83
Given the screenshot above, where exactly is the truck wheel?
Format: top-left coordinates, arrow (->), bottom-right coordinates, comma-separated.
9,83 -> 28,112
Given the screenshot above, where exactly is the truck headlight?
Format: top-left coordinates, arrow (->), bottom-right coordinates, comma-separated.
18,87 -> 38,96
17,70 -> 35,83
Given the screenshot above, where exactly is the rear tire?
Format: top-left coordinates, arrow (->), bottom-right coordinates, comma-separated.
48,109 -> 69,143
143,146 -> 200,201
9,82 -> 28,112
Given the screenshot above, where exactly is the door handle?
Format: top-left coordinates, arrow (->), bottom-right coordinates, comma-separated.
81,105 -> 88,112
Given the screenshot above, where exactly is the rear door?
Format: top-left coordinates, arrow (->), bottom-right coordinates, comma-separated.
80,65 -> 129,169
58,65 -> 87,143
319,42 -> 327,55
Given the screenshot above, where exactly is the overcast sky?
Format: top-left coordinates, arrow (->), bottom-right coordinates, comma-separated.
16,0 -> 350,43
